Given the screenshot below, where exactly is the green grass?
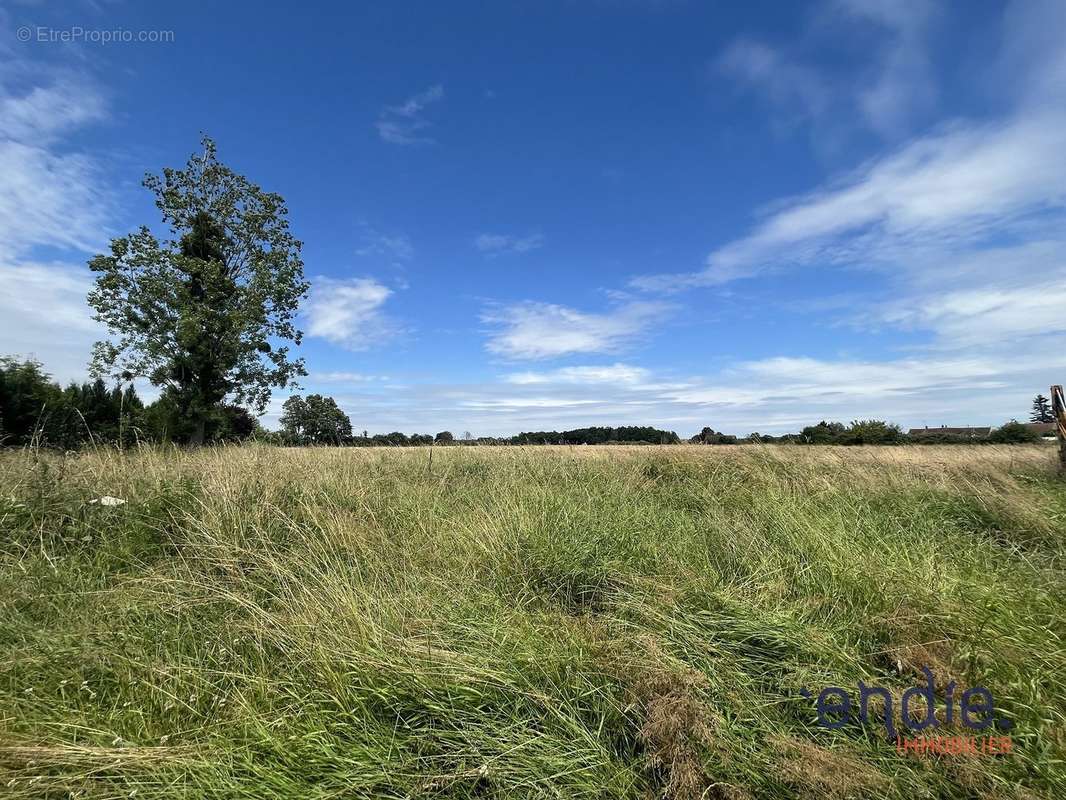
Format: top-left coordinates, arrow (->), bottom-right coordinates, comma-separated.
1,444 -> 1064,799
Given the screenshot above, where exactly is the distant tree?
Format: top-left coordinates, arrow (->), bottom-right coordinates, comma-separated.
0,358 -> 63,446
280,394 -> 351,445
513,426 -> 679,445
373,431 -> 409,446
990,420 -> 1039,444
799,421 -> 847,444
690,426 -> 736,445
59,378 -> 144,447
842,420 -> 902,445
87,136 -> 309,445
0,357 -> 145,448
409,433 -> 434,446
1031,394 -> 1054,423
435,431 -> 454,444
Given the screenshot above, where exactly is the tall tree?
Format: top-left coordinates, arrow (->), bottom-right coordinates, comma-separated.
87,137 -> 309,444
280,394 -> 351,445
1031,394 -> 1054,423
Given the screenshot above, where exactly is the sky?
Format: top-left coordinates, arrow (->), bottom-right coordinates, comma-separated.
2,0 -> 1065,438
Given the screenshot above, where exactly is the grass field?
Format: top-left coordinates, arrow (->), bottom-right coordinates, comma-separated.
1,444 -> 1064,799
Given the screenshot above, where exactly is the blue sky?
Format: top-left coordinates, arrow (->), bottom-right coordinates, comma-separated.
2,0 -> 1065,437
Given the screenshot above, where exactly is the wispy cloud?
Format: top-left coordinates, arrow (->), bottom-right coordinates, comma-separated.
311,371 -> 388,383
717,39 -> 829,126
304,277 -> 401,350
0,75 -> 108,142
632,107 -> 1066,293
836,0 -> 937,136
0,260 -> 104,380
474,232 -> 544,256
505,363 -> 650,385
355,222 -> 414,262
375,84 -> 444,145
714,0 -> 936,140
638,0 -> 1066,300
0,61 -> 112,383
483,301 -> 672,360
0,71 -> 112,261
262,343 -> 1066,437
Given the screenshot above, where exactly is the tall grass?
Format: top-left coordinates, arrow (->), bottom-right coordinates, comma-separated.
1,444 -> 1063,798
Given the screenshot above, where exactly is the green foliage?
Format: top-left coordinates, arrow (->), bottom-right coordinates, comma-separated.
1031,394 -> 1054,423
689,426 -> 737,444
514,426 -> 680,445
841,419 -> 903,444
434,430 -> 454,443
0,357 -> 143,448
990,420 -> 1040,444
799,420 -> 846,444
279,394 -> 352,445
132,389 -> 258,444
0,357 -> 63,446
87,137 -> 309,444
1,445 -> 1063,798
796,420 -> 901,445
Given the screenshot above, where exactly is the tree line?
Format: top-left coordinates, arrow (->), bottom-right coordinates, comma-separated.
4,359 -> 1049,450
0,357 -> 257,448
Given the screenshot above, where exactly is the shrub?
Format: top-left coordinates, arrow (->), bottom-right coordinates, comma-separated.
989,420 -> 1040,444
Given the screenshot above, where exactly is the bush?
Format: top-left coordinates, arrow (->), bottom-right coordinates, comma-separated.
842,419 -> 903,445
989,420 -> 1040,444
799,421 -> 846,444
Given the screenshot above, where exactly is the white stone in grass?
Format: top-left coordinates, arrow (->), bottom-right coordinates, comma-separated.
89,496 -> 126,506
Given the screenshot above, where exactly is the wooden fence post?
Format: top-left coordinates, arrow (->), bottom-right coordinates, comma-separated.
1052,385 -> 1066,472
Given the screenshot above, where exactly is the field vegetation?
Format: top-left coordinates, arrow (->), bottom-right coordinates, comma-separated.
1,444 -> 1064,798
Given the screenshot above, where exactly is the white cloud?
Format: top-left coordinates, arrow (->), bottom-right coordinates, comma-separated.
505,363 -> 651,385
376,85 -> 444,145
474,232 -> 545,256
304,277 -> 401,350
0,75 -> 107,142
879,279 -> 1066,347
460,397 -> 601,410
0,69 -> 112,262
311,371 -> 387,383
0,140 -> 111,260
637,2 -> 1066,296
0,63 -> 111,382
0,260 -> 103,382
260,343 -> 1066,437
483,301 -> 671,360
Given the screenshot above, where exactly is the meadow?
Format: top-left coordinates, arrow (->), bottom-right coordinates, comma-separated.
1,444 -> 1063,799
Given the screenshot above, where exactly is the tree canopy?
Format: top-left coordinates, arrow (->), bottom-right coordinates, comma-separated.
87,136 -> 309,444
1031,394 -> 1054,423
280,394 -> 353,445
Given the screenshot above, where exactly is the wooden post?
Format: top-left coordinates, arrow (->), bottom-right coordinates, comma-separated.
1052,385 -> 1066,472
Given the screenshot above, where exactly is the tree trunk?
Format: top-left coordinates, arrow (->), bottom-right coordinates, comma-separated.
189,415 -> 206,447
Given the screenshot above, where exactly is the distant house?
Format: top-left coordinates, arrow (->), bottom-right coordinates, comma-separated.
907,426 -> 992,439
1023,422 -> 1057,438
